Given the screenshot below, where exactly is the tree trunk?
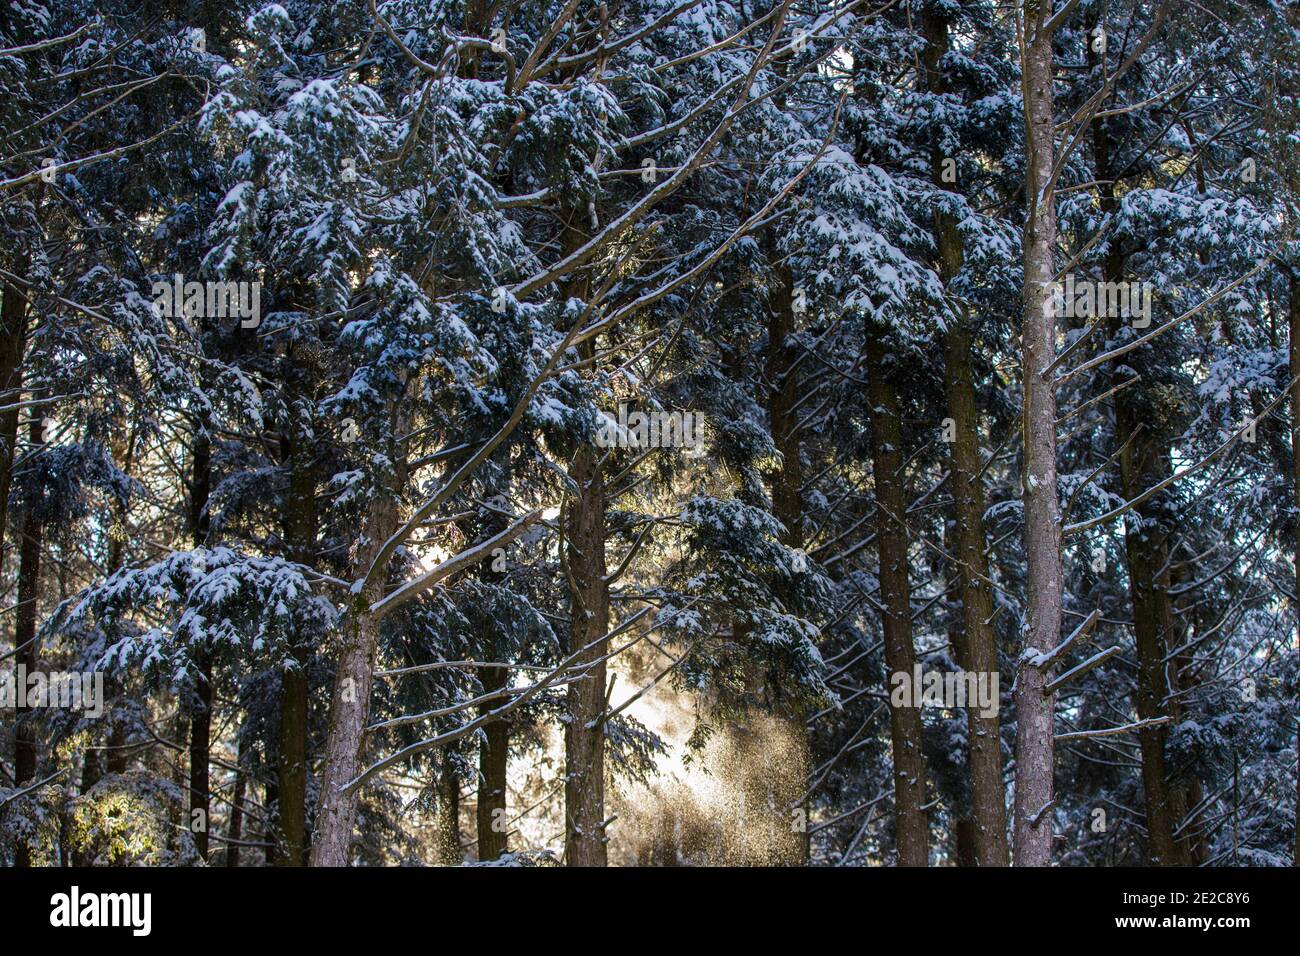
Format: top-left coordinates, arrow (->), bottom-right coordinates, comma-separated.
227,733 -> 247,867
476,647 -> 510,861
278,430 -> 317,866
189,427 -> 212,861
188,664 -> 212,863
310,494 -> 399,866
945,328 -> 1010,866
1117,468 -> 1182,865
0,262 -> 29,556
923,3 -> 1009,867
1088,67 -> 1186,864
563,438 -> 611,866
560,214 -> 611,867
1012,4 -> 1062,867
865,330 -> 929,867
765,263 -> 811,864
277,659 -> 308,865
435,754 -> 462,865
470,501 -> 512,862
955,818 -> 977,867
105,722 -> 128,775
12,416 -> 44,867
1,268 -> 29,860
1114,394 -> 1186,864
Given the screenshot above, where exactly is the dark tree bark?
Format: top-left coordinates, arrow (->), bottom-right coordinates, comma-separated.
311,356 -> 416,867
955,818 -> 977,867
264,777 -> 281,866
278,422 -> 317,866
767,268 -> 805,576
1089,67 -> 1186,865
227,733 -> 247,867
865,330 -> 929,867
944,323 -> 1011,866
764,263 -> 811,863
105,723 -> 128,776
923,2 -> 1009,867
475,647 -> 510,861
471,501 -> 511,862
435,754 -> 462,865
560,217 -> 611,867
310,493 -> 399,866
563,435 -> 610,866
0,263 -> 29,556
188,426 -> 213,861
277,655 -> 309,865
1,269 -> 29,861
1116,424 -> 1183,865
1012,1 -> 1063,867
12,415 -> 44,868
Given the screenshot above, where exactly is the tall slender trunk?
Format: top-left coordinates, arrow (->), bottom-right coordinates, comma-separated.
1117,439 -> 1182,865
767,268 -> 804,578
1114,397 -> 1187,864
1012,4 -> 1062,867
310,494 -> 399,866
188,665 -> 210,868
563,436 -> 610,866
942,515 -> 976,862
435,754 -> 462,865
561,216 -> 611,867
476,642 -> 510,861
227,733 -> 247,867
189,427 -> 212,861
0,263 -> 29,554
945,325 -> 1010,865
277,659 -> 309,865
471,502 -> 511,862
187,671 -> 212,856
765,263 -> 810,864
13,416 -> 44,867
922,3 -> 1009,867
1088,69 -> 1185,864
102,431 -> 131,778
1,268 -> 28,852
865,331 -> 929,867
312,361 -> 413,867
278,433 -> 316,866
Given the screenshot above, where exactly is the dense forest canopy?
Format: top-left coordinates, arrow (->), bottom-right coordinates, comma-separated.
0,0 -> 1297,869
